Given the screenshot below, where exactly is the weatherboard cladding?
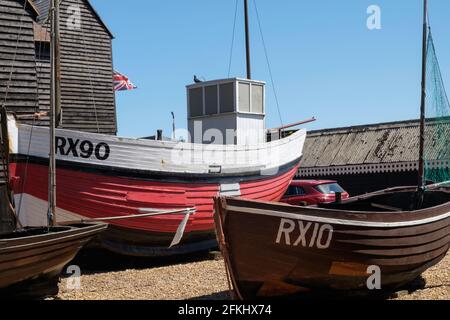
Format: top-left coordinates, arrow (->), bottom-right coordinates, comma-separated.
33,0 -> 114,38
1,0 -> 116,134
0,0 -> 39,121
34,0 -> 117,134
299,119 -> 450,176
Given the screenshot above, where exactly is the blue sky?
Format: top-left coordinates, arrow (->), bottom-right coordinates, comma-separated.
89,0 -> 450,137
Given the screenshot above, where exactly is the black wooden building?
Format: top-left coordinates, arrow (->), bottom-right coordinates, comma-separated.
298,118 -> 450,196
0,0 -> 117,134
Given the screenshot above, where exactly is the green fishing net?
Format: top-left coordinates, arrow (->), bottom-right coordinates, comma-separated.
424,32 -> 450,185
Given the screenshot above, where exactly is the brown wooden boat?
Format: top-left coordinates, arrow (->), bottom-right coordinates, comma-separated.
214,0 -> 450,300
214,186 -> 450,299
0,181 -> 107,296
0,1 -> 109,298
0,222 -> 108,296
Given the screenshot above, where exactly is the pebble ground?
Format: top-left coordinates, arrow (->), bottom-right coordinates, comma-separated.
56,249 -> 449,300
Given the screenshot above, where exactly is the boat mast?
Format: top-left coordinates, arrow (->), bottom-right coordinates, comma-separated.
418,0 -> 428,190
48,0 -> 61,226
244,0 -> 251,79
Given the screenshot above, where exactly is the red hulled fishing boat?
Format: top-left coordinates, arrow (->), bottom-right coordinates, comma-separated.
3,0 -> 309,256
6,117 -> 305,256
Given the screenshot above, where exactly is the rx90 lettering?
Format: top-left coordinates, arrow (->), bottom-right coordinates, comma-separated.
56,136 -> 110,161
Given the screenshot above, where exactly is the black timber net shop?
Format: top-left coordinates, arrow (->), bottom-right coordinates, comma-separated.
0,0 -> 116,134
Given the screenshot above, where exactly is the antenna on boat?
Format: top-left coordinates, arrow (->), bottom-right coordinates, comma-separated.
171,112 -> 176,140
48,0 -> 62,227
418,0 -> 428,194
244,0 -> 252,79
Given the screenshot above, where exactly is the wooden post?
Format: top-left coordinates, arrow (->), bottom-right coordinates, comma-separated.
54,0 -> 62,127
48,0 -> 61,226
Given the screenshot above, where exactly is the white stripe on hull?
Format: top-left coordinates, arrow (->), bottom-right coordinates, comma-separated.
226,205 -> 450,228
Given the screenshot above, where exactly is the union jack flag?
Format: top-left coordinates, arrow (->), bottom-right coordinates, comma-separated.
113,70 -> 137,91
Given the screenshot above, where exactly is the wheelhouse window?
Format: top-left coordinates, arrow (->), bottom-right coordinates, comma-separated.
187,79 -> 265,118
205,85 -> 218,115
189,87 -> 203,117
219,83 -> 234,113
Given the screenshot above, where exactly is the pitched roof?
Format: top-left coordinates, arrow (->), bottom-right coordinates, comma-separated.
33,0 -> 114,38
301,118 -> 450,168
27,0 -> 40,16
13,0 -> 40,17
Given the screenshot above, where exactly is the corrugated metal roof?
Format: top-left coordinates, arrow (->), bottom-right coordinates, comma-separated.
301,118 -> 450,168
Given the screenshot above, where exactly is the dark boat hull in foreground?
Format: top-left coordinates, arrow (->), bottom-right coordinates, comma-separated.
214,186 -> 450,299
0,223 -> 107,296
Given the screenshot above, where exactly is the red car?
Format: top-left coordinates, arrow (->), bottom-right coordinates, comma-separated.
281,180 -> 349,206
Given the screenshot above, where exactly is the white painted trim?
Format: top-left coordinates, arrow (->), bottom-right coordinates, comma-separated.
226,205 -> 450,228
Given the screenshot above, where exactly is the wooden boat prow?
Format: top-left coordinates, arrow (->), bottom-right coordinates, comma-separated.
214,186 -> 450,299
1,107 -> 108,297
0,222 -> 107,296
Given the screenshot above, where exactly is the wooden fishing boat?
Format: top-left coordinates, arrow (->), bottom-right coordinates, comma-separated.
214,0 -> 450,299
1,111 -> 107,296
3,0 -> 308,257
0,0 -> 107,297
214,186 -> 450,298
5,115 -> 305,257
0,222 -> 107,296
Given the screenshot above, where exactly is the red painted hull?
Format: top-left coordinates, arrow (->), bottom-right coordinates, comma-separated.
9,161 -> 299,256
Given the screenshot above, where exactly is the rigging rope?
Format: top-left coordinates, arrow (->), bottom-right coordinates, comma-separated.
76,7 -> 101,134
0,0 -> 30,191
0,0 -> 47,227
227,0 -> 239,78
16,9 -> 52,221
252,0 -> 284,127
80,28 -> 101,134
1,0 -> 29,109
